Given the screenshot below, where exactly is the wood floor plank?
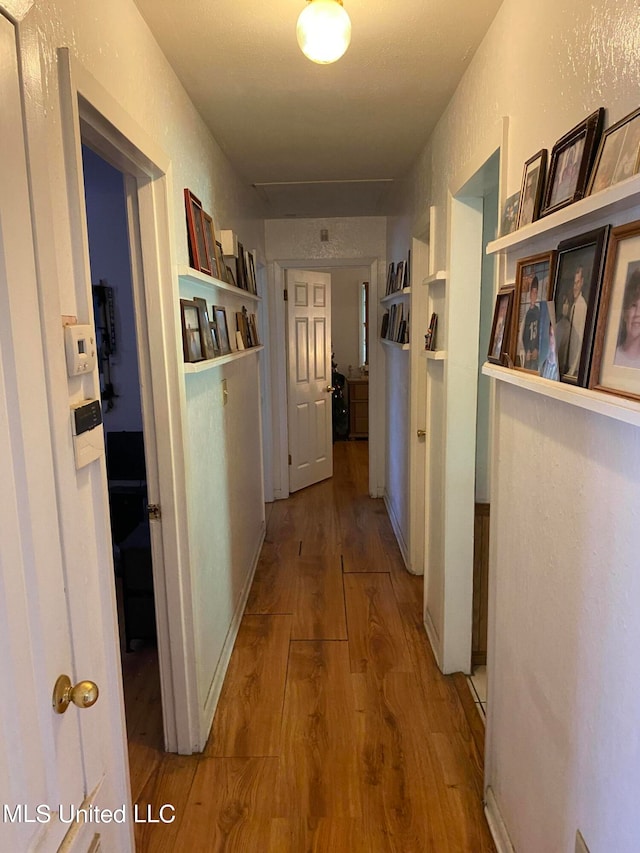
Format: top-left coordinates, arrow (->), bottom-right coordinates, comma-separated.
176,757 -> 280,850
245,540 -> 300,614
291,556 -> 348,640
134,754 -> 199,853
207,615 -> 291,757
270,817 -> 392,852
344,573 -> 413,675
276,641 -> 362,818
339,495 -> 392,572
123,646 -> 164,803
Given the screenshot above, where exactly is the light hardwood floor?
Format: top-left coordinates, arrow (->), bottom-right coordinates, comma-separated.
128,441 -> 495,852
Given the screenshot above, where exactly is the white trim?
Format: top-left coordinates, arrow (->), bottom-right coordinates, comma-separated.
178,265 -> 262,301
420,349 -> 447,361
383,493 -> 410,570
380,287 -> 411,304
57,50 -> 198,754
422,271 -> 447,286
184,346 -> 264,373
200,522 -> 266,744
482,362 -> 640,428
484,788 -> 516,853
487,172 -> 640,256
423,608 -> 443,670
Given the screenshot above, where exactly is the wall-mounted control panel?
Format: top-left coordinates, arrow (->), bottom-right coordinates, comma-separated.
64,324 -> 97,377
70,399 -> 103,469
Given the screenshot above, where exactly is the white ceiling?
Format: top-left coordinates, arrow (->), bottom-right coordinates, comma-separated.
134,0 -> 504,217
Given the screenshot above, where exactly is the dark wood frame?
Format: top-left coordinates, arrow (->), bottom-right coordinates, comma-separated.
225,264 -> 237,288
550,226 -> 610,387
385,262 -> 395,295
180,298 -> 205,362
487,285 -> 515,365
202,212 -> 220,279
541,108 -> 605,217
589,220 -> 640,401
192,297 -> 217,360
587,107 -> 640,196
184,189 -> 211,275
511,251 -> 557,373
516,149 -> 547,229
213,305 -> 231,354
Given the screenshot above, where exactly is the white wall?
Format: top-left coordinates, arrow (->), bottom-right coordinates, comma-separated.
18,0 -> 266,748
330,266 -> 369,377
391,0 -> 640,849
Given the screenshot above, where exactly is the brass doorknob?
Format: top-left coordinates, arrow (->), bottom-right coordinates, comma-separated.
325,385 -> 335,392
417,429 -> 426,438
52,674 -> 100,714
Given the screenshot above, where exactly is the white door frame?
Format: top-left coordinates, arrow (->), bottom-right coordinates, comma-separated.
268,257 -> 382,500
430,118 -> 507,675
55,50 -> 198,753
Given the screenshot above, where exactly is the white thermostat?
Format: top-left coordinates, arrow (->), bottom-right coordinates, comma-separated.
64,324 -> 97,377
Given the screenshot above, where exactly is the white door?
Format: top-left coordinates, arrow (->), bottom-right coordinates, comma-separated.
0,14 -> 131,852
287,269 -> 333,492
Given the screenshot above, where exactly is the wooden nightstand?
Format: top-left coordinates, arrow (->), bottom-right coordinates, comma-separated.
347,376 -> 369,438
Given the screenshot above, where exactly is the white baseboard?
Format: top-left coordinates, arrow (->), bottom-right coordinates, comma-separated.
423,607 -> 443,670
383,492 -> 409,568
198,521 -> 266,748
484,787 -> 515,853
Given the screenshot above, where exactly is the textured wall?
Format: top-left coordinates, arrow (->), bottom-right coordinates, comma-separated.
389,0 -> 640,849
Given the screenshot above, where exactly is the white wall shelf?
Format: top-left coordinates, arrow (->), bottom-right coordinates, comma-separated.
420,349 -> 447,361
482,362 -> 640,429
422,270 -> 447,287
380,288 -> 411,305
184,345 -> 264,374
486,173 -> 640,256
178,265 -> 261,302
381,338 -> 410,351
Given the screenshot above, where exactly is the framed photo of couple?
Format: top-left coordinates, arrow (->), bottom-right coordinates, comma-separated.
541,108 -> 605,217
590,220 -> 640,401
487,286 -> 514,365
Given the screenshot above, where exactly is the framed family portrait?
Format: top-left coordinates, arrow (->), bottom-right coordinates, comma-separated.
180,299 -> 205,363
487,285 -> 515,364
213,305 -> 231,355
551,226 -> 609,387
184,189 -> 211,275
516,150 -> 547,229
541,108 -> 605,217
202,213 -> 220,279
511,251 -> 556,373
590,220 -> 640,401
588,107 -> 640,195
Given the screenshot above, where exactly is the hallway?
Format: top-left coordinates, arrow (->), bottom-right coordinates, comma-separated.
133,441 -> 494,852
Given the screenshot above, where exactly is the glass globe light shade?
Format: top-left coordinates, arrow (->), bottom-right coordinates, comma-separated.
296,0 -> 352,65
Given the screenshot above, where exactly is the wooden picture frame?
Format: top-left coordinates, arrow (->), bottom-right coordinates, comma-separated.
516,149 -> 547,229
500,191 -> 520,237
590,220 -> 640,401
215,241 -> 227,283
541,108 -> 604,217
180,298 -> 205,362
550,226 -> 610,387
184,189 -> 211,275
202,212 -> 220,279
213,305 -> 231,354
192,297 -> 217,360
588,107 -> 640,196
385,262 -> 395,295
511,251 -> 557,373
487,285 -> 515,365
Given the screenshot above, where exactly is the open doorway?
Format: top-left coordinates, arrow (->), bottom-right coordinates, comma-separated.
82,145 -> 163,795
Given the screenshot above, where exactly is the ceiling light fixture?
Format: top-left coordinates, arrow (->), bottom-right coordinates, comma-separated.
296,0 -> 352,65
